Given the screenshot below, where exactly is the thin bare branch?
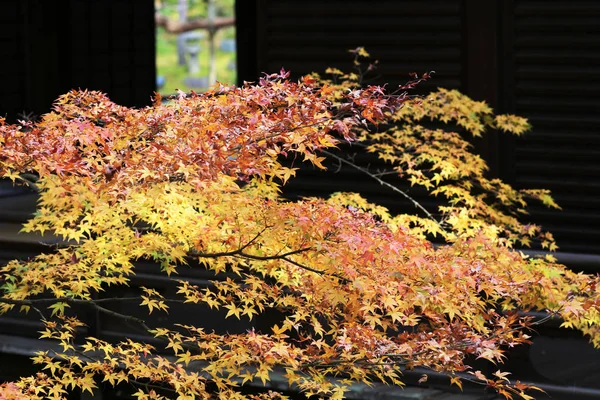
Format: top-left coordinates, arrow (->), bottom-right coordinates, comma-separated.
320,149 -> 444,230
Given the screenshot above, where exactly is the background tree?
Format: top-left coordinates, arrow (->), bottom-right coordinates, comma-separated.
156,0 -> 236,90
155,0 -> 235,33
1,52 -> 599,399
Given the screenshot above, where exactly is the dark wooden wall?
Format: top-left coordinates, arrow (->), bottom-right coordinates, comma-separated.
0,0 -> 155,122
511,1 -> 600,255
237,0 -> 600,264
0,0 -> 156,385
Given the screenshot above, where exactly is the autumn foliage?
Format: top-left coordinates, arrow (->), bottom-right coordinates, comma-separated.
1,50 -> 600,399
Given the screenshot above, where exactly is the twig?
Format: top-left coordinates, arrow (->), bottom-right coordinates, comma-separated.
0,297 -> 153,333
320,149 -> 443,230
192,246 -> 311,260
280,256 -> 349,284
194,245 -> 348,283
15,174 -> 40,192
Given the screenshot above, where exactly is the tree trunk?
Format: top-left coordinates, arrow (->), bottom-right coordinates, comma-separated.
176,0 -> 188,66
207,0 -> 217,86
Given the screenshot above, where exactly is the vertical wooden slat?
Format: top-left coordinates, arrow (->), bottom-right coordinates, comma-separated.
0,2 -> 26,118
463,0 -> 502,178
66,0 -> 92,92
463,0 -> 500,100
255,0 -> 269,78
234,0 -> 259,82
130,0 -> 156,106
110,0 -> 134,103
88,0 -> 112,93
497,0 -> 518,184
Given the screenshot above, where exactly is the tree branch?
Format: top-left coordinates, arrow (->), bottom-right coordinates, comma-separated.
155,14 -> 235,34
192,246 -> 311,260
320,149 -> 444,230
0,297 -> 163,333
192,245 -> 350,283
15,174 -> 40,193
280,256 -> 350,284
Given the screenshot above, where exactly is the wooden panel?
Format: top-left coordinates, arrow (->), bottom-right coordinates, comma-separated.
258,0 -> 463,91
0,0 -> 155,122
0,3 -> 26,109
513,0 -> 600,254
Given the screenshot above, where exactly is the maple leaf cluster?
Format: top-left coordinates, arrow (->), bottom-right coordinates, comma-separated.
1,56 -> 599,400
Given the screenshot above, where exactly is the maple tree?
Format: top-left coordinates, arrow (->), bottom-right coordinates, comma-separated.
1,49 -> 600,399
